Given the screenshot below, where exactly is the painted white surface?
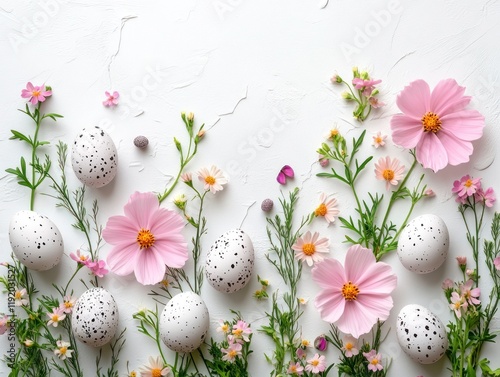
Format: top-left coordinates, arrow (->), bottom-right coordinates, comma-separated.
1,0 -> 500,375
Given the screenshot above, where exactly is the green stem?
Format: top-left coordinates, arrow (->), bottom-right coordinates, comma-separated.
30,103 -> 42,211
62,265 -> 84,297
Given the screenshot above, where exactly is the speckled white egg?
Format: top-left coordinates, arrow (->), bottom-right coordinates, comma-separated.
397,214 -> 449,274
396,304 -> 448,364
71,126 -> 118,188
9,210 -> 64,271
72,288 -> 119,347
160,292 -> 209,353
205,229 -> 254,293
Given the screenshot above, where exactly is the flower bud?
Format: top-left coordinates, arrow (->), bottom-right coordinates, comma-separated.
341,91 -> 354,100
314,335 -> 328,351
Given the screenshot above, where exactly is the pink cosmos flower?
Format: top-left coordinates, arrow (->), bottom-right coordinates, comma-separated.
232,320 -> 252,342
103,191 -> 188,285
287,361 -> 304,375
14,287 -> 29,306
352,78 -> 382,97
21,82 -> 52,105
312,244 -> 397,338
292,231 -> 330,267
374,156 -> 405,190
87,259 -> 109,278
363,350 -> 383,372
70,249 -> 90,265
277,165 -> 295,185
305,353 -> 326,374
341,335 -> 359,357
475,187 -> 496,207
372,132 -> 387,148
103,91 -> 119,107
391,79 -> 484,172
47,307 -> 66,327
314,193 -> 340,224
0,315 -> 9,335
460,280 -> 480,306
139,356 -> 171,377
197,165 -> 228,194
221,342 -> 242,362
450,292 -> 468,318
452,175 -> 481,201
54,340 -> 73,360
59,295 -> 77,314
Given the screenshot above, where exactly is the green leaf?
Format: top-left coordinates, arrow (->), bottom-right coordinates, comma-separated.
9,130 -> 32,145
20,157 -> 27,175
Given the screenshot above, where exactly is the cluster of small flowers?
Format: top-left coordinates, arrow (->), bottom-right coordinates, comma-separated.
70,249 -> 109,278
339,334 -> 385,373
217,319 -> 252,363
180,165 -> 228,195
452,174 -> 496,207
286,339 -> 328,375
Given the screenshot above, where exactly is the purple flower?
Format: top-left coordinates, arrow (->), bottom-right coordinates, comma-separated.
277,165 -> 294,185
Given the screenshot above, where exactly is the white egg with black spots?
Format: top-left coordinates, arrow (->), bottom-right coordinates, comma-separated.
396,304 -> 448,364
205,229 -> 254,293
397,214 -> 449,274
72,288 -> 119,347
71,126 -> 118,188
9,210 -> 64,271
160,292 -> 209,353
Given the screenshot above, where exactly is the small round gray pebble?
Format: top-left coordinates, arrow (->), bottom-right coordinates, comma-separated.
134,136 -> 149,148
261,199 -> 273,212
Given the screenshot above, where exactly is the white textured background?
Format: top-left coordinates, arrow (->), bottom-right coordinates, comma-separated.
1,0 -> 500,376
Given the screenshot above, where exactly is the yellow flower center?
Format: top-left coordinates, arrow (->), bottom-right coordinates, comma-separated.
233,328 -> 243,337
137,229 -> 155,249
151,368 -> 162,377
382,169 -> 394,181
371,358 -> 379,366
302,243 -> 316,256
64,301 -> 73,309
375,136 -> 383,144
59,346 -> 67,355
221,324 -> 229,333
32,90 -> 41,97
464,179 -> 473,188
345,342 -> 354,351
342,281 -> 360,301
79,255 -> 88,262
205,176 -> 216,185
130,372 -> 137,377
422,112 -> 442,133
330,129 -> 339,138
315,203 -> 327,217
290,365 -> 297,372
302,340 -> 310,347
15,291 -> 22,299
311,359 -> 319,366
229,350 -> 238,358
52,315 -> 60,322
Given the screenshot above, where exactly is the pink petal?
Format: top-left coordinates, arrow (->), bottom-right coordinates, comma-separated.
312,258 -> 347,290
440,110 -> 484,141
277,171 -> 286,185
102,215 -> 138,244
344,245 -> 376,283
430,79 -> 469,115
415,133 -> 448,172
134,249 -> 166,285
334,301 -> 378,338
356,262 -> 397,295
357,294 -> 394,322
390,114 -> 423,149
281,165 -> 294,178
315,289 -> 345,323
123,192 -> 160,229
26,82 -> 34,91
396,80 -> 430,118
152,240 -> 188,268
436,132 -> 473,166
150,208 -> 185,235
106,243 -> 139,276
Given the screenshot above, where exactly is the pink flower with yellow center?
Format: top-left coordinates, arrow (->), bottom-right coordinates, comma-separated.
221,342 -> 242,362
460,280 -> 480,306
232,320 -> 252,342
341,335 -> 359,357
59,295 -> 77,314
21,82 -> 52,105
197,165 -> 228,194
103,91 -> 119,107
452,175 -> 481,201
372,131 -> 387,148
312,245 -> 397,338
374,156 -> 405,191
305,353 -> 326,374
47,307 -> 66,327
103,192 -> 188,285
0,315 -> 9,335
292,231 -> 330,267
287,361 -> 304,375
54,340 -> 73,360
14,287 -> 29,306
70,249 -> 90,265
314,193 -> 339,224
139,356 -> 171,377
391,79 -> 484,172
363,349 -> 383,371
450,292 -> 468,318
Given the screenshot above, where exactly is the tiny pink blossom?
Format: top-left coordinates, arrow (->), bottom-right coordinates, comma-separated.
363,350 -> 383,372
47,307 -> 66,327
494,256 -> 500,271
441,278 -> 454,290
292,231 -> 330,267
374,156 -> 405,190
21,82 -> 52,105
452,175 -> 482,200
14,287 -> 29,306
456,256 -> 467,266
103,91 -> 119,107
296,348 -> 306,359
424,189 -> 435,197
461,280 -> 480,306
372,132 -> 387,148
475,187 -> 496,207
352,78 -> 382,97
70,249 -> 90,265
59,295 -> 77,314
341,335 -> 359,357
305,353 -> 326,374
87,259 -> 109,278
318,155 -> 329,168
368,96 -> 385,108
216,320 -> 230,334
0,315 -> 9,335
221,342 -> 242,362
181,172 -> 192,183
287,361 -> 304,375
450,292 -> 468,318
232,320 -> 252,342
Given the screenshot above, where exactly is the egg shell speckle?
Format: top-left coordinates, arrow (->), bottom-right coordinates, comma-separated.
9,210 -> 64,271
160,292 -> 209,353
71,126 -> 118,188
397,214 -> 449,274
396,304 -> 448,364
205,229 -> 254,293
72,288 -> 119,347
